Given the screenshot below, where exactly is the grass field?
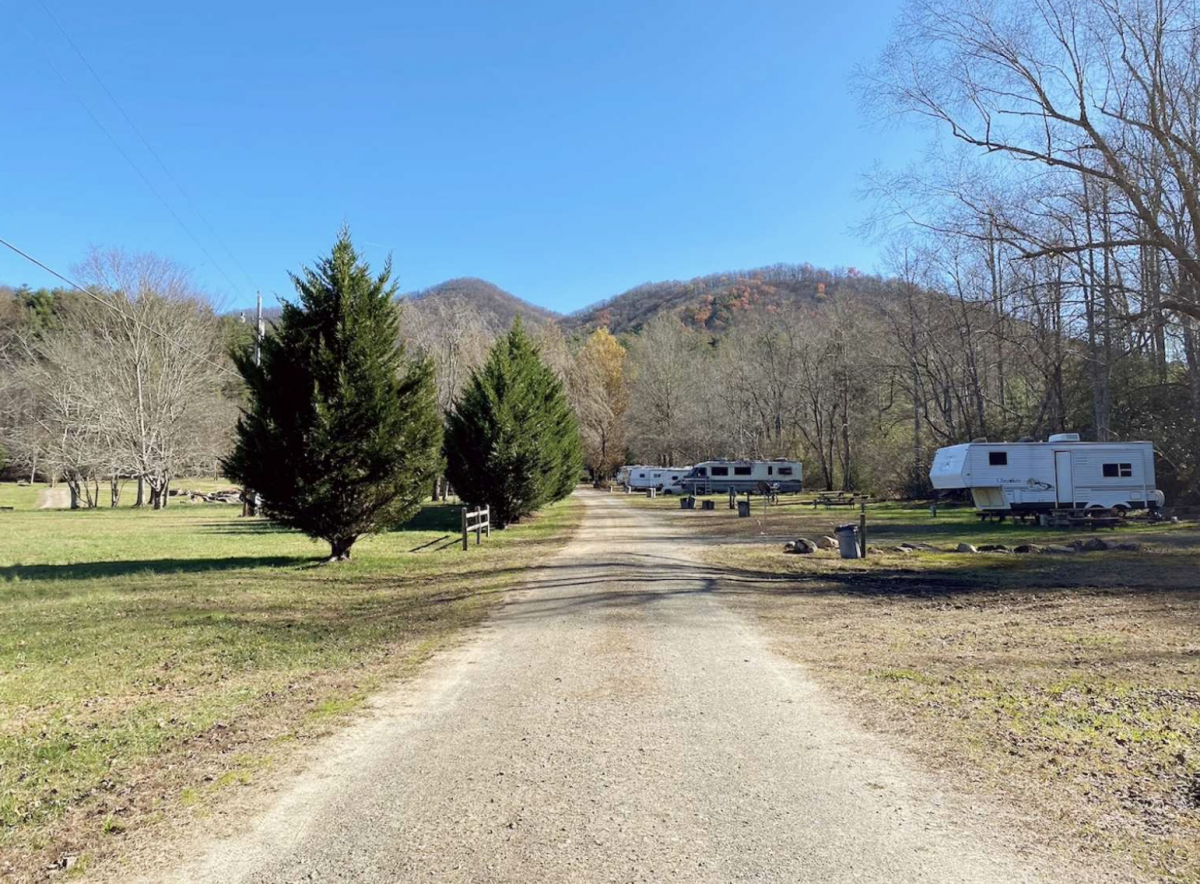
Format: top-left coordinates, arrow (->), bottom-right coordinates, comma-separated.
625,491 -> 1200,883
0,483 -> 581,882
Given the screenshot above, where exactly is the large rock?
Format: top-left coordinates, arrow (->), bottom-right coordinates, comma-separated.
955,543 -> 978,554
899,541 -> 939,552
977,544 -> 1009,553
785,538 -> 818,555
1110,541 -> 1143,552
1078,537 -> 1110,552
1013,544 -> 1043,554
816,536 -> 838,550
1042,544 -> 1077,555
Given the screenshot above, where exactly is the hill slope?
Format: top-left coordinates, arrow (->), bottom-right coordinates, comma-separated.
402,278 -> 558,331
564,264 -> 881,335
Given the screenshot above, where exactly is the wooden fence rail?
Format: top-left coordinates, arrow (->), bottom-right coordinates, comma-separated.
461,505 -> 491,550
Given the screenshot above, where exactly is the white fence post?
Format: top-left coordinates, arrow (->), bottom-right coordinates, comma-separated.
461,506 -> 492,550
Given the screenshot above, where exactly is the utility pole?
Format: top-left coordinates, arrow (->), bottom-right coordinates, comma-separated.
243,292 -> 264,517
255,290 -> 263,367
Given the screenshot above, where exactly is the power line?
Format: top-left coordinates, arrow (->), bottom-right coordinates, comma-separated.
34,0 -> 260,294
14,9 -> 248,301
0,235 -> 242,380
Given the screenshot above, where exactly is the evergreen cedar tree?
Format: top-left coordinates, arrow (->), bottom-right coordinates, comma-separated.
444,321 -> 582,529
223,231 -> 443,561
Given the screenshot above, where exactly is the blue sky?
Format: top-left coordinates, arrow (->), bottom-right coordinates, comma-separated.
0,0 -> 923,312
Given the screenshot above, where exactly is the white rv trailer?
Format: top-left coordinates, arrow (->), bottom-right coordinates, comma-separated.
678,459 -> 803,495
624,466 -> 692,492
930,434 -> 1164,514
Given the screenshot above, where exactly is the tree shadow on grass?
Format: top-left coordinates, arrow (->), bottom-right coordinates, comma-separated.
392,504 -> 464,533
202,505 -> 468,538
0,556 -> 307,582
197,520 -> 299,536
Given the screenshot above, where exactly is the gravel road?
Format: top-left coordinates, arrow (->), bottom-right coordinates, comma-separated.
143,491 -> 1053,883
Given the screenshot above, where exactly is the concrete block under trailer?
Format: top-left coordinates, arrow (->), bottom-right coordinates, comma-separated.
930,437 -> 1164,514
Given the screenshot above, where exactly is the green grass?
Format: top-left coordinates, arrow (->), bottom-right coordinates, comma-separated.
0,482 -> 45,511
626,491 -> 1195,548
0,484 -> 581,880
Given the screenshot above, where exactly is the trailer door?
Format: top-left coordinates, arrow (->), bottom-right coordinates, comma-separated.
1054,451 -> 1074,507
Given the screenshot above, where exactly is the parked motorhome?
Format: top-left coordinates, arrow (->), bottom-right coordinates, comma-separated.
930,434 -> 1164,514
677,459 -> 803,495
624,466 -> 692,492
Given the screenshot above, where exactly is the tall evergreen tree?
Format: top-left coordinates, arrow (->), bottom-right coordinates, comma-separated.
445,321 -> 582,528
224,230 -> 442,561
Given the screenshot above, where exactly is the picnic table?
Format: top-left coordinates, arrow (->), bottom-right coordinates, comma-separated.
812,491 -> 871,508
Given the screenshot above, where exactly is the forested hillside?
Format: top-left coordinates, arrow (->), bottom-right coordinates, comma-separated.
403,277 -> 558,332
564,263 -> 880,335
6,247 -> 1198,504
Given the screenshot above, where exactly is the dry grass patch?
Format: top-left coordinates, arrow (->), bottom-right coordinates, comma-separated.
633,493 -> 1200,882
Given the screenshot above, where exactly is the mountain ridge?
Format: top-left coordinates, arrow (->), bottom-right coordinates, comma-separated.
11,263 -> 881,337
396,263 -> 880,336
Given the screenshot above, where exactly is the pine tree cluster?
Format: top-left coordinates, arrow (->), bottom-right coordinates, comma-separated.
226,232 -> 581,558
444,322 -> 582,528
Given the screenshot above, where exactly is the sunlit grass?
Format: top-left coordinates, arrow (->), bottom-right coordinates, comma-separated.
0,484 -> 581,878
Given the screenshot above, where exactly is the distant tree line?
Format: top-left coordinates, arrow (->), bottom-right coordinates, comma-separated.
0,251 -> 243,507
856,0 -> 1200,500
6,130 -> 1198,523
401,252 -> 1197,503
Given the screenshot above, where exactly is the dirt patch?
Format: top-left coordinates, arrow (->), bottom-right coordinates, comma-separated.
630,494 -> 1200,883
35,487 -> 70,510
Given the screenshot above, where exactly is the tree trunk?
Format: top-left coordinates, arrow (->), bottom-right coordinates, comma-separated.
1184,317 -> 1200,427
328,537 -> 356,562
135,475 -> 145,507
110,477 -> 121,507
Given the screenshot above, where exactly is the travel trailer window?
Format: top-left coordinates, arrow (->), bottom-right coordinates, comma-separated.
694,467 -> 707,477
767,466 -> 774,475
1103,463 -> 1133,478
711,466 -> 729,476
734,466 -> 752,476
988,452 -> 1008,466
778,467 -> 794,476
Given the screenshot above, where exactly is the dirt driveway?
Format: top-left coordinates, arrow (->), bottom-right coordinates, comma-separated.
128,491 -> 1079,884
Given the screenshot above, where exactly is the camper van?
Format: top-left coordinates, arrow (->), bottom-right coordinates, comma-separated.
623,466 -> 692,492
677,459 -> 803,495
930,434 -> 1164,514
